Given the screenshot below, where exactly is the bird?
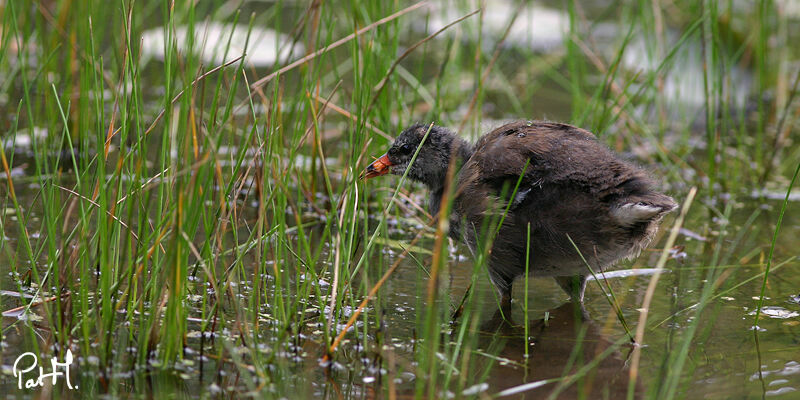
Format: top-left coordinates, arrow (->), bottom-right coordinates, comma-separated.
362,121 -> 677,309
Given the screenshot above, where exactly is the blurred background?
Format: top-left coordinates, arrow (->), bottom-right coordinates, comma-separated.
1,0 -> 798,398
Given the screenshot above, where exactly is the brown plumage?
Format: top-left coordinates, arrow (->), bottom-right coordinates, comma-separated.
364,121 -> 677,308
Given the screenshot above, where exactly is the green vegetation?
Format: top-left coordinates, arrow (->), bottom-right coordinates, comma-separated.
1,0 -> 798,398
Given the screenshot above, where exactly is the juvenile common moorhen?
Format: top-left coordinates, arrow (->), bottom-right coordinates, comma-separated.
363,121 -> 677,308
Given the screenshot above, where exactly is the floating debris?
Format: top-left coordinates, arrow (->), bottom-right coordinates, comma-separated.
750,361 -> 800,380
621,34 -> 751,108
3,127 -> 49,149
140,21 -> 303,67
748,306 -> 800,319
422,1 -> 573,51
751,189 -> 800,202
585,268 -> 668,281
773,0 -> 800,19
679,227 -> 708,241
766,387 -> 798,397
462,383 -> 489,396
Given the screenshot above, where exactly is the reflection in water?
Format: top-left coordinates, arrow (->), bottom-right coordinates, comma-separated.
478,303 -> 638,399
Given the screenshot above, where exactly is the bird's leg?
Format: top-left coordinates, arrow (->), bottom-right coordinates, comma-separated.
554,275 -> 587,303
488,269 -> 514,313
500,292 -> 512,311
450,283 -> 473,322
495,290 -> 513,324
555,275 -> 591,322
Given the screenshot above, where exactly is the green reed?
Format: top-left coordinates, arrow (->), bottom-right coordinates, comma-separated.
0,0 -> 797,398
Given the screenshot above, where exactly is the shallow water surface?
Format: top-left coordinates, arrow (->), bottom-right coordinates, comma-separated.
1,0 -> 799,399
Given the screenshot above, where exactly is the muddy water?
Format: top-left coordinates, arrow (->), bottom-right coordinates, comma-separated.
2,1 -> 800,399
2,190 -> 798,398
361,197 -> 800,399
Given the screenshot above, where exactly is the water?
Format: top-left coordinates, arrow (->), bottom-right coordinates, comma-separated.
2,0 -> 799,398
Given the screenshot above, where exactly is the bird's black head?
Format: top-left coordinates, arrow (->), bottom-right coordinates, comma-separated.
363,123 -> 472,191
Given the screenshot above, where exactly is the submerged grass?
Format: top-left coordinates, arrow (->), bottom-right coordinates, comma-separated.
0,0 -> 798,399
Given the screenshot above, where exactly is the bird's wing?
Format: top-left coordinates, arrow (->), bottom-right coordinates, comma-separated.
458,121 -> 674,215
459,121 -> 598,203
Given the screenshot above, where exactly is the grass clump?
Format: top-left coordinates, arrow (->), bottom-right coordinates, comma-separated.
1,0 -> 798,398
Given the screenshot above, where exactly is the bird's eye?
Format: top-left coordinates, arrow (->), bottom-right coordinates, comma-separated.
401,143 -> 415,153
